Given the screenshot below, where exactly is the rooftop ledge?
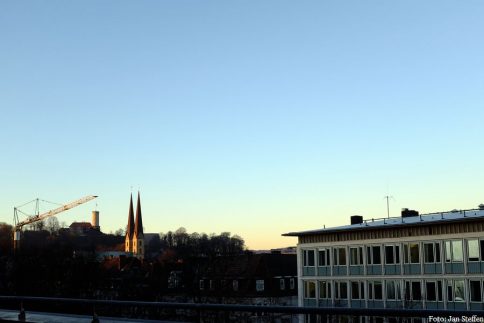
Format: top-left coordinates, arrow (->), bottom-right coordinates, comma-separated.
282,208 -> 484,237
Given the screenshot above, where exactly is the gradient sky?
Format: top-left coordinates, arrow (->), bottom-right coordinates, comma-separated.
1,1 -> 483,249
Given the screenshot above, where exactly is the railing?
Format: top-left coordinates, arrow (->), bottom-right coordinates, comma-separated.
1,296 -> 484,322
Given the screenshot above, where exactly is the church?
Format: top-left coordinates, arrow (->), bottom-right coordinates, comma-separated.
125,192 -> 144,259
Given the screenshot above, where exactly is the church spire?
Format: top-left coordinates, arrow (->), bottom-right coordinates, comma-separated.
126,193 -> 135,239
134,191 -> 144,236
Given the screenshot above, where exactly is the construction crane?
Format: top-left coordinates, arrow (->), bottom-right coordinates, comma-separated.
13,195 -> 98,250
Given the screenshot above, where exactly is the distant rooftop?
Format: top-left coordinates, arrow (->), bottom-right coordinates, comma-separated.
283,206 -> 484,237
69,222 -> 93,229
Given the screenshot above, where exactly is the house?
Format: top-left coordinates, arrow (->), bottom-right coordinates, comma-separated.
283,205 -> 484,322
69,222 -> 93,235
197,253 -> 298,305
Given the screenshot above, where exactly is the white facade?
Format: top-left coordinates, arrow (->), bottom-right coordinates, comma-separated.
285,208 -> 484,316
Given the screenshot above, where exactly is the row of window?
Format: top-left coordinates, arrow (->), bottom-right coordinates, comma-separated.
199,278 -> 296,291
305,315 -> 424,323
304,279 -> 484,303
303,239 -> 484,267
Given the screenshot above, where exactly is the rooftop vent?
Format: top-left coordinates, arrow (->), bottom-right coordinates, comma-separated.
479,204 -> 484,210
401,208 -> 419,218
351,215 -> 364,225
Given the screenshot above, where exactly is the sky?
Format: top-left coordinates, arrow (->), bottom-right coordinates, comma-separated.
1,1 -> 483,249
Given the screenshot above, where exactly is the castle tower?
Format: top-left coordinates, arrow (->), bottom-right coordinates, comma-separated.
125,194 -> 135,253
91,210 -> 100,231
133,191 -> 145,259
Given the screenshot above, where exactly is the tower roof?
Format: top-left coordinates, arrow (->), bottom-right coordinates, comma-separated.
134,191 -> 144,236
126,194 -> 135,239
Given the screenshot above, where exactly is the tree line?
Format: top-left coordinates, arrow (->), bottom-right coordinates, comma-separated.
147,227 -> 246,259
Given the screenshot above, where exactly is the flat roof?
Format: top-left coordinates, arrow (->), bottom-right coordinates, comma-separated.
282,208 -> 484,237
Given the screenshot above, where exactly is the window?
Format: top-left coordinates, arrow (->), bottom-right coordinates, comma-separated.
447,280 -> 465,302
233,280 -> 238,291
304,281 -> 316,298
350,247 -> 363,265
319,281 -> 332,299
424,243 -> 433,263
368,281 -> 383,300
280,279 -> 285,290
445,241 -> 451,262
426,282 -> 437,301
404,243 -> 420,264
412,282 -> 421,301
480,240 -> 484,261
424,242 -> 441,263
351,281 -> 364,300
367,246 -> 381,265
454,280 -> 465,302
470,281 -> 482,302
468,239 -> 479,262
290,278 -> 295,290
437,281 -> 443,301
447,282 -> 453,301
404,281 -> 422,301
335,281 -> 347,299
385,245 -> 400,264
199,280 -> 204,290
425,281 -> 443,301
452,241 -> 463,262
318,248 -> 331,266
303,250 -> 315,266
209,280 -> 214,290
386,280 -> 401,300
445,240 -> 463,262
256,280 -> 265,292
334,247 -> 347,266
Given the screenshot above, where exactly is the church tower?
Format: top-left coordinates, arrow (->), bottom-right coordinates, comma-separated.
133,191 -> 145,259
125,194 -> 135,253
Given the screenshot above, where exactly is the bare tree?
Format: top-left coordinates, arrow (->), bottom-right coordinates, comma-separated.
114,228 -> 124,236
45,217 -> 60,234
29,219 -> 45,231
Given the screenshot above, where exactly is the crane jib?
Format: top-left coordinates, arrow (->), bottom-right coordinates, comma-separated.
13,195 -> 98,233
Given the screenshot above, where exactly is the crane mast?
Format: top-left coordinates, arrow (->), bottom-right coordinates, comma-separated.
13,195 -> 98,250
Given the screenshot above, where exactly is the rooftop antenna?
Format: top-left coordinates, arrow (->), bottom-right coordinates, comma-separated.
384,195 -> 394,218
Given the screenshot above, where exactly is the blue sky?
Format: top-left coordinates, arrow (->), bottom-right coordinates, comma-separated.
1,1 -> 483,249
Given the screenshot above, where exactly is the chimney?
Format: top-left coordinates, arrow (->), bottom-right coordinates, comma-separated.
401,208 -> 419,218
351,215 -> 364,225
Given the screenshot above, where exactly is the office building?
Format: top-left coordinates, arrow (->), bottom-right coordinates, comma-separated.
283,205 -> 484,315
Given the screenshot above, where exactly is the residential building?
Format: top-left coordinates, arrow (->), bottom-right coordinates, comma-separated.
283,205 -> 484,317
198,253 -> 298,305
69,222 -> 93,235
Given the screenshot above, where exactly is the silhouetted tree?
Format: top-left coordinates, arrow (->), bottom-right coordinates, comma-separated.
159,228 -> 245,259
114,228 -> 124,236
147,234 -> 162,254
45,217 -> 60,234
0,223 -> 13,255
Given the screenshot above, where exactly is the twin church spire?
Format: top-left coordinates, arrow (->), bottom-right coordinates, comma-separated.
125,192 -> 144,259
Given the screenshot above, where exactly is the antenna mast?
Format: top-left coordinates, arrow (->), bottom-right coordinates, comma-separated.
384,195 -> 393,218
